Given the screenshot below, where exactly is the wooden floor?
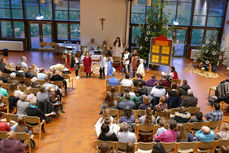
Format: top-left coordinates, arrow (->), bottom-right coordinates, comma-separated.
2,51 -> 229,153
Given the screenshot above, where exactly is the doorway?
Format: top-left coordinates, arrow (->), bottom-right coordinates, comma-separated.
29,22 -> 52,50
173,29 -> 188,57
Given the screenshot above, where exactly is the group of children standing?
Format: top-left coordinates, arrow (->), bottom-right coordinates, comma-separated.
73,49 -> 145,79
121,49 -> 145,79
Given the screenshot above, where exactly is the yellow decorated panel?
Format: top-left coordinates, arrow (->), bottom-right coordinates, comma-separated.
161,55 -> 169,64
152,55 -> 159,63
161,46 -> 170,55
155,40 -> 169,46
152,45 -> 160,53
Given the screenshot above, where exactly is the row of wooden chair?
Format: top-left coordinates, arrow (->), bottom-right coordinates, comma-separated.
0,131 -> 32,153
134,121 -> 222,140
2,113 -> 45,141
40,42 -> 60,54
95,139 -> 228,153
105,79 -> 181,91
108,107 -> 200,123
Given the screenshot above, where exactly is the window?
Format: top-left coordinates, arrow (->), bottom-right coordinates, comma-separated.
193,0 -> 226,27
191,29 -> 204,46
25,0 -> 39,19
206,30 -> 219,41
1,21 -> 12,38
207,0 -> 226,27
0,0 -> 10,18
177,2 -> 192,25
70,24 -> 80,41
14,21 -> 24,38
11,0 -> 23,19
40,0 -> 52,20
163,0 -> 192,26
163,1 -> 176,25
131,26 -> 141,44
131,0 -> 146,24
57,23 -> 68,40
69,0 -> 80,21
55,1 -> 68,20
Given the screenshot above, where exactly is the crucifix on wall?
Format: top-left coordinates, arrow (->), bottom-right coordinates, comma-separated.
99,17 -> 106,31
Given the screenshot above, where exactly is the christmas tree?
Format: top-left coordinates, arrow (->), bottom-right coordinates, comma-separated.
196,34 -> 225,69
136,0 -> 174,62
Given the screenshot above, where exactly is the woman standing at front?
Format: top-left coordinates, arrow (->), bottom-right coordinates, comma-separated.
83,52 -> 92,79
112,37 -> 123,57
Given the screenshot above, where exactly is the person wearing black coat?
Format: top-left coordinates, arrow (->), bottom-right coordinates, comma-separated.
50,70 -> 67,90
179,80 -> 191,96
25,68 -> 37,78
181,89 -> 198,108
98,123 -> 118,141
0,58 -> 6,73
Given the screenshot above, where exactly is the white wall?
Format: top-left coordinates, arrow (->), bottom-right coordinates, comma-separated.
80,0 -> 127,47
221,1 -> 229,66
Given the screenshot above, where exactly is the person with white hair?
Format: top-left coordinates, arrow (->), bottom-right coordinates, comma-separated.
7,72 -> 19,84
30,77 -> 40,88
117,122 -> 136,143
137,59 -> 145,77
16,93 -> 30,116
188,126 -> 215,142
181,89 -> 198,108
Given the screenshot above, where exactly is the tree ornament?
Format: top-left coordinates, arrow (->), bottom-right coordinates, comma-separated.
212,41 -> 216,45
212,51 -> 216,55
147,31 -> 150,35
205,60 -> 209,64
205,50 -> 208,54
206,40 -> 209,44
140,46 -> 143,50
147,25 -> 151,29
145,37 -> 148,41
202,44 -> 205,47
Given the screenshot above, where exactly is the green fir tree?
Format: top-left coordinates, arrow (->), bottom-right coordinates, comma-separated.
196,35 -> 225,68
136,0 -> 174,62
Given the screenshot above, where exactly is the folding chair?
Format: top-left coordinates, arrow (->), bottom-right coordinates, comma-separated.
7,113 -> 18,122
63,74 -> 73,89
171,79 -> 181,87
95,139 -> 116,153
0,96 -> 9,113
205,121 -> 222,131
0,131 -> 8,140
176,142 -> 198,153
116,142 -> 128,152
135,124 -> 155,142
161,142 -> 176,153
24,116 -> 45,141
15,132 -> 32,153
208,86 -> 216,99
186,107 -> 200,116
109,109 -> 119,123
136,142 -> 155,152
39,42 -> 48,51
189,122 -> 205,133
197,141 -> 218,153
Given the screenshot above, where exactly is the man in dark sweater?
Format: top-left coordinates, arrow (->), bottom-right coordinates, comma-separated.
0,58 -> 6,73
181,89 -> 198,107
179,80 -> 191,96
25,67 -> 37,78
133,73 -> 145,87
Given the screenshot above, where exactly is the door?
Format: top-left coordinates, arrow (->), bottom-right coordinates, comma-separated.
29,22 -> 52,50
173,29 -> 188,57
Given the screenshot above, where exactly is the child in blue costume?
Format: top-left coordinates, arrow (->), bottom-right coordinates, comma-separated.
107,57 -> 113,76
